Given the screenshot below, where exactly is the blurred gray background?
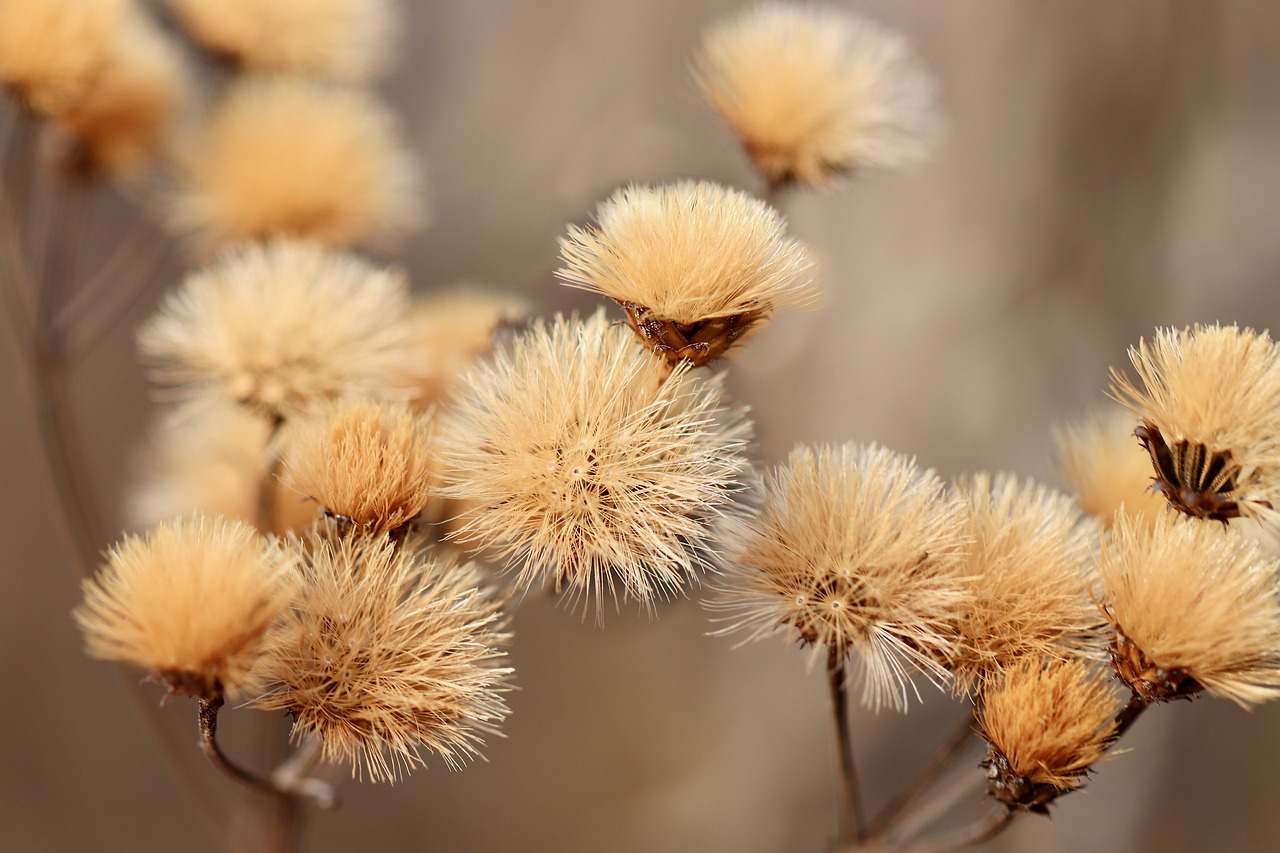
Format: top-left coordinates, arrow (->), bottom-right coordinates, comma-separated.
4,1 -> 1280,851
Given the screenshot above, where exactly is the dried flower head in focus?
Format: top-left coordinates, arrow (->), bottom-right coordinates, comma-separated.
285,400 -> 437,537
1100,511 -> 1280,707
558,180 -> 816,367
253,536 -> 511,781
692,2 -> 939,190
173,76 -> 422,251
137,241 -> 420,420
1055,405 -> 1167,529
74,515 -> 297,699
164,0 -> 394,81
947,473 -> 1099,693
1111,324 -> 1280,523
711,442 -> 970,710
438,310 -> 752,614
978,658 -> 1119,813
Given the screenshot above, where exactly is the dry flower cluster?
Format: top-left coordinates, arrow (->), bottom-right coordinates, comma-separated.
4,2 -> 1280,853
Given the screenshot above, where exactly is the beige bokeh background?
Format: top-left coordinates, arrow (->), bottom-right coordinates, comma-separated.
5,1 -> 1280,851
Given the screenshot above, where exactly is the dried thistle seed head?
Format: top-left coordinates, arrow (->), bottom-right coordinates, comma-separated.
252,536 -> 512,781
946,473 -> 1101,693
49,6 -> 190,180
557,180 -> 816,367
710,442 -> 970,711
408,287 -> 530,410
285,400 -> 437,537
978,658 -> 1119,813
137,240 -> 420,420
128,402 -> 315,534
1099,511 -> 1280,707
0,0 -> 127,116
1054,405 -> 1168,529
1110,324 -> 1280,523
164,0 -> 395,81
74,515 -> 297,700
437,310 -> 752,615
692,3 -> 939,190
172,76 -> 422,251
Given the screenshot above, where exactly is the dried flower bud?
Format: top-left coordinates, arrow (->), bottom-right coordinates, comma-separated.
252,536 -> 511,781
978,658 -> 1119,813
74,515 -> 297,699
1111,324 -> 1280,523
1055,405 -> 1167,529
172,76 -> 422,251
138,241 -> 420,420
557,180 -> 816,368
164,0 -> 395,81
710,442 -> 970,711
947,473 -> 1100,693
1099,511 -> 1280,707
285,400 -> 437,537
692,3 -> 939,190
437,310 -> 752,614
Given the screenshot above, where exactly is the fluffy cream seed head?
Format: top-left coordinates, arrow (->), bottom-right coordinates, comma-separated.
74,515 -> 297,699
252,536 -> 512,781
692,3 -> 939,189
557,180 -> 816,366
978,658 -> 1119,812
285,400 -> 437,537
710,442 -> 971,711
437,310 -> 752,614
947,473 -> 1100,694
1110,324 -> 1280,523
173,76 -> 422,251
1100,511 -> 1280,708
137,241 -> 421,420
1055,406 -> 1168,529
164,0 -> 395,81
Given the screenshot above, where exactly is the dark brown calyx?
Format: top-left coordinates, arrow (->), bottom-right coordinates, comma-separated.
618,301 -> 765,368
982,750 -> 1066,814
1109,628 -> 1203,702
152,667 -> 221,702
1133,422 -> 1259,522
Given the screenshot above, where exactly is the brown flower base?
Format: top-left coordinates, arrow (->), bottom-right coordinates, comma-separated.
1109,628 -> 1203,703
1133,422 -> 1249,522
618,301 -> 764,368
982,750 -> 1068,814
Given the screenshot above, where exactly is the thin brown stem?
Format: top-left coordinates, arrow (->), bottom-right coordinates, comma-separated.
59,219 -> 170,363
1109,692 -> 1150,743
258,414 -> 285,534
882,760 -> 986,846
864,709 -> 978,842
198,698 -> 334,810
272,737 -> 339,810
889,806 -> 1014,853
828,645 -> 865,845
198,696 -> 286,799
